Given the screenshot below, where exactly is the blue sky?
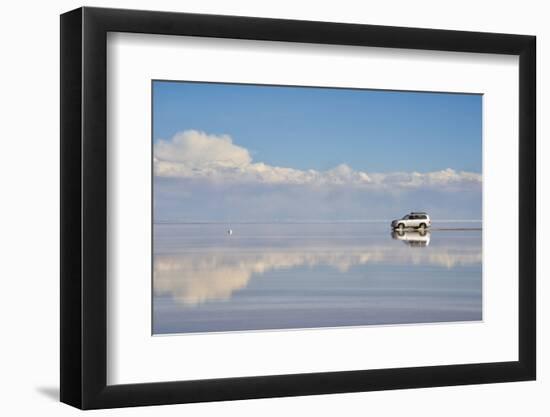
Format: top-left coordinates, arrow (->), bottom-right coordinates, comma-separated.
152,81 -> 482,222
153,81 -> 482,174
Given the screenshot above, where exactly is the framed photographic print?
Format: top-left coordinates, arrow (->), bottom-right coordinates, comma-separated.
60,6 -> 536,409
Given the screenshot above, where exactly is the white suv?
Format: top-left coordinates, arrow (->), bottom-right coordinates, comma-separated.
391,212 -> 431,231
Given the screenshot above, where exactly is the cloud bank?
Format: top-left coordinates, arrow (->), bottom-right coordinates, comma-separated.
154,130 -> 481,190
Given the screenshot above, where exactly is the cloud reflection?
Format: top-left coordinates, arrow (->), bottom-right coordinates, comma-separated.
154,243 -> 481,306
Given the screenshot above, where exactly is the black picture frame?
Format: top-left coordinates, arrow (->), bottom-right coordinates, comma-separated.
60,6 -> 536,410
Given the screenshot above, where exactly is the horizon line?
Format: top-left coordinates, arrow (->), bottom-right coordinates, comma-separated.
154,219 -> 482,225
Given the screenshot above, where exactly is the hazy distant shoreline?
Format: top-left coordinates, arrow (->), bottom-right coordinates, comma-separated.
154,220 -> 482,225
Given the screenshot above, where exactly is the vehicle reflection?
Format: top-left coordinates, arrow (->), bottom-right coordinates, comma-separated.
391,229 -> 431,247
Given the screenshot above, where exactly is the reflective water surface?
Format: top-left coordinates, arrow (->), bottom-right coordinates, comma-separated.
153,223 -> 482,334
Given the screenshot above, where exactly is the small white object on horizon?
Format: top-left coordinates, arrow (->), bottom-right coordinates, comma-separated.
227,229 -> 233,236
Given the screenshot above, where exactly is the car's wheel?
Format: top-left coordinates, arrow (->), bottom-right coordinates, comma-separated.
419,223 -> 426,230
398,223 -> 404,231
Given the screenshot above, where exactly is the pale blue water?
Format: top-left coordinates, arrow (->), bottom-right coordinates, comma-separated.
153,222 -> 482,334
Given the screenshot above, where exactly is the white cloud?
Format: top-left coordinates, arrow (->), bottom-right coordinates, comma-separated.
154,130 -> 251,178
154,130 -> 481,190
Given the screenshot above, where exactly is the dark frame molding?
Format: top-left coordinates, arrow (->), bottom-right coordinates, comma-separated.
60,6 -> 536,409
